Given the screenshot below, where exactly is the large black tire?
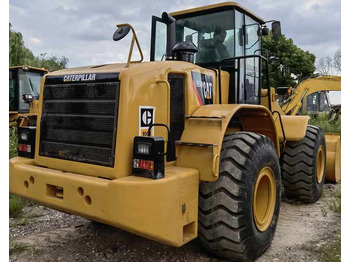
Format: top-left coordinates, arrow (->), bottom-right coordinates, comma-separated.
281,125 -> 326,203
198,132 -> 281,261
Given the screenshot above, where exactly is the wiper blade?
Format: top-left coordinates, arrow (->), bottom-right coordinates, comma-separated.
28,78 -> 34,92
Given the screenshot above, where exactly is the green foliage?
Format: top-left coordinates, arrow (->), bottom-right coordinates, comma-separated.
9,23 -> 68,71
308,114 -> 341,134
9,23 -> 35,66
9,127 -> 18,159
262,32 -> 316,88
9,194 -> 27,218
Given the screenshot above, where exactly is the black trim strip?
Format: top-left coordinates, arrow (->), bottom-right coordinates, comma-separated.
45,73 -> 120,85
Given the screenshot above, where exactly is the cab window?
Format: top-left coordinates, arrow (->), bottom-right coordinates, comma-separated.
175,10 -> 235,63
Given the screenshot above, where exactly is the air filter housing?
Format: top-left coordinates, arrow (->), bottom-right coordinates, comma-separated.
172,42 -> 198,63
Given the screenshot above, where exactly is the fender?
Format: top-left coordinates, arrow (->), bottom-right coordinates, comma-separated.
175,104 -> 279,181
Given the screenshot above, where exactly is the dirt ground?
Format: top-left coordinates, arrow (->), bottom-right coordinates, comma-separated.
9,183 -> 341,262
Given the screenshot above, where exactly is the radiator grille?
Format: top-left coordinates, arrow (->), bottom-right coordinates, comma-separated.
39,74 -> 120,167
167,74 -> 185,162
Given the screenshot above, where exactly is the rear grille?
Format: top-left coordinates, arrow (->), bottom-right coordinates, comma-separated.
39,73 -> 120,167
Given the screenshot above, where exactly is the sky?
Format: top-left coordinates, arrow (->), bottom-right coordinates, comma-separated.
9,0 -> 341,68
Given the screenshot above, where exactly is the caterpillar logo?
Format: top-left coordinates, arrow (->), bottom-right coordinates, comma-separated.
196,80 -> 213,100
139,106 -> 155,136
63,74 -> 96,82
191,71 -> 214,105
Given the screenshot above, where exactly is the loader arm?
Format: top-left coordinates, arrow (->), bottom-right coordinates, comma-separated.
281,76 -> 341,115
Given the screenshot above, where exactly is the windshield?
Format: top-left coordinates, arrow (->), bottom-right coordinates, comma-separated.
175,10 -> 235,63
328,91 -> 341,105
18,71 -> 43,111
164,10 -> 261,65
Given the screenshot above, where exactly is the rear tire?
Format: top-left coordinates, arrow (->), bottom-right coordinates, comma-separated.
281,125 -> 326,203
198,132 -> 281,261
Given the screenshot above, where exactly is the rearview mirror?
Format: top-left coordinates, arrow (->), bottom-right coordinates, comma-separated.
113,25 -> 130,41
272,21 -> 282,42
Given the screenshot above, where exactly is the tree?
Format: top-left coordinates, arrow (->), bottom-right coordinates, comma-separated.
9,23 -> 69,71
9,23 -> 35,66
333,49 -> 341,73
262,33 -> 316,88
316,56 -> 333,75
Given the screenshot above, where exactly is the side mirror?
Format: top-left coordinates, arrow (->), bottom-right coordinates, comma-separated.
22,94 -> 33,103
272,21 -> 282,42
261,26 -> 269,36
113,25 -> 130,41
238,28 -> 243,46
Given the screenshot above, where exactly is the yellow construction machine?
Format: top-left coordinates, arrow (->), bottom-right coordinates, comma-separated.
268,76 -> 341,182
9,66 -> 48,127
9,3 -> 329,261
279,75 -> 341,116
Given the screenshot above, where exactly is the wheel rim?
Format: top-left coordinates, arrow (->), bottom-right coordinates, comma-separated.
253,167 -> 276,232
316,145 -> 325,184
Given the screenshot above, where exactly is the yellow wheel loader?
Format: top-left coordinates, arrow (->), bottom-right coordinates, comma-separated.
272,76 -> 341,183
9,3 -> 328,261
9,66 -> 48,127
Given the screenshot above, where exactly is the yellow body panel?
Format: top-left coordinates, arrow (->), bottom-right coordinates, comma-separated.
279,115 -> 309,141
10,157 -> 199,247
34,61 -> 218,179
9,65 -> 48,73
176,104 -> 280,181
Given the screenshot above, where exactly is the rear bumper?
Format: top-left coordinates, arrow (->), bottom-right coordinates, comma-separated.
9,157 -> 199,247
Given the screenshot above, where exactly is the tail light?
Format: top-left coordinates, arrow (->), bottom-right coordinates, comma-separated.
132,137 -> 165,179
18,126 -> 36,158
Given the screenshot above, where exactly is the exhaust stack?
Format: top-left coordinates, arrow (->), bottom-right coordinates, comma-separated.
162,12 -> 176,60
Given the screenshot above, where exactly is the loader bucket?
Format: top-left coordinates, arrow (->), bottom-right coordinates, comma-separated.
325,133 -> 341,182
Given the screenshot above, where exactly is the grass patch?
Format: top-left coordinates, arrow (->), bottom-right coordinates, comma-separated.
9,241 -> 29,254
9,194 -> 27,218
10,211 -> 43,227
304,237 -> 341,262
327,189 -> 341,214
9,127 -> 18,159
308,114 -> 341,133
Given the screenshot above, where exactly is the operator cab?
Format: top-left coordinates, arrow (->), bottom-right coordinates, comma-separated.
150,2 -> 281,106
9,66 -> 47,113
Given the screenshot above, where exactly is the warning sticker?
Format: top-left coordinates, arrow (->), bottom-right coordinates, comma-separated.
139,106 -> 155,136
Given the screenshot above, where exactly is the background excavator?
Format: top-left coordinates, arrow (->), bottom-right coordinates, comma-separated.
265,75 -> 341,182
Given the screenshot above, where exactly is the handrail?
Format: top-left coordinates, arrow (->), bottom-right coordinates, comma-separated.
116,23 -> 144,67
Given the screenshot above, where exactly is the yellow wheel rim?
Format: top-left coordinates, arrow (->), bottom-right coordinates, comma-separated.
253,167 -> 276,232
316,145 -> 325,184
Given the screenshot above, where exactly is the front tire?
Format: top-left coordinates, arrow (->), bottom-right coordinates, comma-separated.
198,132 -> 281,261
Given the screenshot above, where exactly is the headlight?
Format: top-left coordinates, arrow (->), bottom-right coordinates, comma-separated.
18,126 -> 36,159
132,136 -> 164,179
20,132 -> 28,141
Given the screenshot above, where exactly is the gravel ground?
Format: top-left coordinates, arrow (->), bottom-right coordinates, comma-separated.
9,183 -> 341,262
